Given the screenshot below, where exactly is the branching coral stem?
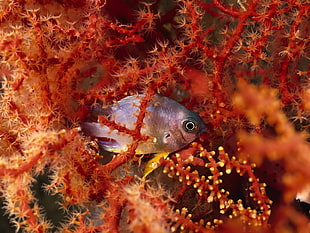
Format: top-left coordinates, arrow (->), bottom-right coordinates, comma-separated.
0,129 -> 78,177
16,189 -> 44,233
0,152 -> 43,177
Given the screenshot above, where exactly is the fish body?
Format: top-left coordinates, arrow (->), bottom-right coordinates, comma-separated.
81,94 -> 206,178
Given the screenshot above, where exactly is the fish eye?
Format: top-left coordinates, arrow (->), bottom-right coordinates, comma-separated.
182,118 -> 199,133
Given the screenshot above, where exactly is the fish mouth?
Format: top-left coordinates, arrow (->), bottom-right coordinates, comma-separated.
198,121 -> 207,135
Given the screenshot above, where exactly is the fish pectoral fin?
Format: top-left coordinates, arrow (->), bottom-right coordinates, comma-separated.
142,152 -> 169,180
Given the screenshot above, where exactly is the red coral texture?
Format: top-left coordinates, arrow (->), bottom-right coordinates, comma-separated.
0,0 -> 309,232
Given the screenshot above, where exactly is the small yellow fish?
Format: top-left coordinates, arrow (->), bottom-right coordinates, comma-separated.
81,94 -> 206,178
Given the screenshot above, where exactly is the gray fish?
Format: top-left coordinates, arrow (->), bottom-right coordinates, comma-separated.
81,94 -> 206,178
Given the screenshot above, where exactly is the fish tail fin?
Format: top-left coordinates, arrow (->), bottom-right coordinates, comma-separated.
80,122 -> 111,137
80,122 -> 126,153
142,152 -> 169,179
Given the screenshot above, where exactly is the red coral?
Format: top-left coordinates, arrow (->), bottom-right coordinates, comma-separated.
0,0 -> 309,233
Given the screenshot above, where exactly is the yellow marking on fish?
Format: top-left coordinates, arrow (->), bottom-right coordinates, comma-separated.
142,152 -> 169,179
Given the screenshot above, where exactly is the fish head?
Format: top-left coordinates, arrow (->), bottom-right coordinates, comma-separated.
145,96 -> 206,153
162,110 -> 206,152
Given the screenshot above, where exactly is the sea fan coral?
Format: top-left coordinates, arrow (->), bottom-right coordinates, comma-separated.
0,0 -> 309,232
